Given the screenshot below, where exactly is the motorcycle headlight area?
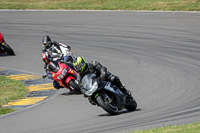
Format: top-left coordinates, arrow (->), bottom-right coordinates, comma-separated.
57,68 -> 67,80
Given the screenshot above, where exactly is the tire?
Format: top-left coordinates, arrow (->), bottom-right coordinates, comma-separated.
96,95 -> 119,115
125,97 -> 137,111
68,79 -> 81,93
3,43 -> 14,55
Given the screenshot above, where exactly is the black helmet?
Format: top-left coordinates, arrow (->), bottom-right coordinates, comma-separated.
42,35 -> 52,49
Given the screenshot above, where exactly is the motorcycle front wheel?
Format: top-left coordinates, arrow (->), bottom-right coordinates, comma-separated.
68,79 -> 81,93
3,43 -> 14,55
96,95 -> 119,115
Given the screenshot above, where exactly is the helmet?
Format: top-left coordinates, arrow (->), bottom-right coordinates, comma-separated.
42,35 -> 52,49
42,52 -> 52,63
73,56 -> 86,72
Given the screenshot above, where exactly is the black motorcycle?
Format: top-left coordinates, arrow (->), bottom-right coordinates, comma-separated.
0,33 -> 15,55
81,74 -> 137,115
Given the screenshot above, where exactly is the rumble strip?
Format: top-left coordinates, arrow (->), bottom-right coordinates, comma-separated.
0,68 -> 56,109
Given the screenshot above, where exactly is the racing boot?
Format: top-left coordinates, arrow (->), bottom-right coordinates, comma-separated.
55,85 -> 64,90
119,84 -> 132,97
53,81 -> 64,90
108,75 -> 132,97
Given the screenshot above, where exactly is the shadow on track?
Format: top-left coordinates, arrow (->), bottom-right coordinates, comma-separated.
98,108 -> 142,117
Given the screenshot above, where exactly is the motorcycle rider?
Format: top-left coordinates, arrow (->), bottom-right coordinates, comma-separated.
42,35 -> 74,63
41,52 -> 64,89
73,56 -> 132,97
0,32 -> 15,55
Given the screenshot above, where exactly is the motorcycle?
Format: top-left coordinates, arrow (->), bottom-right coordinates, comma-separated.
44,61 -> 81,93
81,74 -> 137,115
0,33 -> 15,55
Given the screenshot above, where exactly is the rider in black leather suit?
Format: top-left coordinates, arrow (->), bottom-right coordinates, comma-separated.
73,56 -> 131,96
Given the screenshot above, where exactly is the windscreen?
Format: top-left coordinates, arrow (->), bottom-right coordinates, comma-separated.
82,74 -> 96,91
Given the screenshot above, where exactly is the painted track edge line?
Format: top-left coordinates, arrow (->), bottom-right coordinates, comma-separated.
0,88 -> 64,118
0,67 -> 64,118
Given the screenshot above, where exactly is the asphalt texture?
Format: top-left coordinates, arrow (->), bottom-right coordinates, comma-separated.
0,10 -> 200,133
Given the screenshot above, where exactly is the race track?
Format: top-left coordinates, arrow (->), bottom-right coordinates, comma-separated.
0,10 -> 200,133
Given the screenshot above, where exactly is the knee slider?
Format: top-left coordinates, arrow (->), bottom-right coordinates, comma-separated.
109,75 -> 119,82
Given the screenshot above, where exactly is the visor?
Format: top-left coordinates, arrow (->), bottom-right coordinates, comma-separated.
43,41 -> 51,49
74,62 -> 84,72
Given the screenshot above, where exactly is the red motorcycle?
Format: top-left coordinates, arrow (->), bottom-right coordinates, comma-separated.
48,61 -> 81,93
0,33 -> 15,55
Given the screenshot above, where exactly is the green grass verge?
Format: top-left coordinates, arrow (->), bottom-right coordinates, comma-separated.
0,0 -> 199,11
0,76 -> 27,115
131,123 -> 200,133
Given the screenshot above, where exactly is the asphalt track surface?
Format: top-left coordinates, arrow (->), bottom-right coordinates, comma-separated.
0,10 -> 200,133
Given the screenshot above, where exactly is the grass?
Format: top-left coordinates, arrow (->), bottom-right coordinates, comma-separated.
0,0 -> 200,11
131,123 -> 200,133
0,76 -> 27,115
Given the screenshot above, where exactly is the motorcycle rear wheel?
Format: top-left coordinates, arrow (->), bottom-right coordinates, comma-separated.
96,95 -> 119,115
68,79 -> 81,93
3,43 -> 14,55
